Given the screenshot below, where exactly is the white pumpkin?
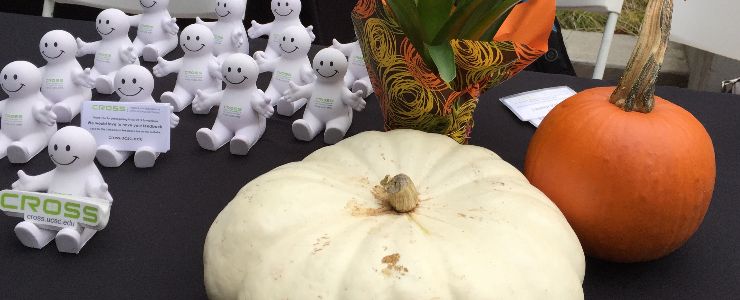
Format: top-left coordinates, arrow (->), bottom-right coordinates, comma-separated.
204,129 -> 585,300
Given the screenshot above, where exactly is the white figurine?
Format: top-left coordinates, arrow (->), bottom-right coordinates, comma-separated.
282,48 -> 366,144
193,53 -> 273,155
129,0 -> 180,62
39,30 -> 94,123
96,65 -> 180,168
0,61 -> 57,163
11,126 -> 112,254
196,0 -> 249,63
153,24 -> 222,114
254,26 -> 314,116
331,39 -> 373,98
247,0 -> 315,60
76,8 -> 139,95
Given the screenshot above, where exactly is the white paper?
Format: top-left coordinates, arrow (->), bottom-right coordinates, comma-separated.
500,86 -> 577,124
81,101 -> 171,152
530,118 -> 544,128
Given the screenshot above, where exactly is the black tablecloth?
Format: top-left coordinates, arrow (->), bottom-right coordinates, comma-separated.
1,12 -> 739,299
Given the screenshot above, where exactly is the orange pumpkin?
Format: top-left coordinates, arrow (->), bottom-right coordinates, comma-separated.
524,0 -> 716,263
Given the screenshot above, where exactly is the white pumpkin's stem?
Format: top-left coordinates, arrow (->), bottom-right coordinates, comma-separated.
609,0 -> 673,113
372,174 -> 420,213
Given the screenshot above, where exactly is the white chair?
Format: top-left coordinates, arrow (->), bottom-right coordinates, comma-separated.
556,0 -> 624,79
42,0 -> 216,18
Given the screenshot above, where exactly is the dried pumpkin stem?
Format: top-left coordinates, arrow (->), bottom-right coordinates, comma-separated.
372,174 -> 420,213
609,0 -> 673,113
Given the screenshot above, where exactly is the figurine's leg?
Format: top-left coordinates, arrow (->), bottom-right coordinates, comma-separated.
14,221 -> 55,249
132,38 -> 146,58
96,145 -> 132,168
324,111 -> 353,144
196,120 -> 233,151
161,85 -> 194,113
89,68 -> 102,80
264,85 -> 281,106
95,71 -> 116,95
292,111 -> 324,142
0,131 -> 10,160
56,224 -> 95,254
53,89 -> 92,123
230,123 -> 264,155
277,97 -> 307,117
142,37 -> 178,62
352,75 -> 374,98
133,146 -> 160,168
7,131 -> 51,164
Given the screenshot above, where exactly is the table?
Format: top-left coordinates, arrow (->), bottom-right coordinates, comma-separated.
1,12 -> 739,299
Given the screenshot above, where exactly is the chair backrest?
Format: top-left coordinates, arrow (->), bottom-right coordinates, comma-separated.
54,0 -> 217,18
671,0 -> 740,61
556,0 -> 624,14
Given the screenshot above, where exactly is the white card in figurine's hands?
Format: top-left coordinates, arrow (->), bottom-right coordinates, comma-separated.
0,190 -> 111,231
81,101 -> 172,152
500,86 -> 577,123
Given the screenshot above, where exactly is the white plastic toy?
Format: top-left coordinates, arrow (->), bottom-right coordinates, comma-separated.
0,61 -> 57,163
129,0 -> 180,62
154,24 -> 222,113
193,53 -> 273,155
39,30 -> 94,123
76,8 -> 139,95
196,0 -> 249,63
254,26 -> 314,116
96,65 -> 179,168
11,126 -> 112,254
282,48 -> 366,144
247,0 -> 315,60
331,39 -> 373,98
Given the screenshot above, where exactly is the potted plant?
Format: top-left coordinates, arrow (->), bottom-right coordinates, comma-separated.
351,0 -> 555,143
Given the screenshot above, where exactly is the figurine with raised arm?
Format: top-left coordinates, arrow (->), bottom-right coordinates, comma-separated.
153,24 -> 222,114
96,65 -> 179,168
196,0 -> 249,63
331,39 -> 373,98
193,53 -> 272,155
39,30 -> 94,123
129,0 -> 180,62
0,61 -> 57,163
282,48 -> 366,144
253,26 -> 314,116
11,126 -> 112,254
76,9 -> 139,94
247,0 -> 315,60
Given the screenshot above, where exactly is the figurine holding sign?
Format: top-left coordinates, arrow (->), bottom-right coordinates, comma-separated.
10,126 -> 112,254
0,61 -> 57,163
76,9 -> 139,94
196,0 -> 249,63
254,26 -> 314,116
193,53 -> 273,155
129,0 -> 180,62
331,39 -> 373,98
247,0 -> 315,60
282,48 -> 366,144
39,30 -> 94,123
96,65 -> 180,168
154,24 -> 222,113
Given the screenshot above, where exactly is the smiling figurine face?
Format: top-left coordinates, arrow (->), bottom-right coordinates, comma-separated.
271,0 -> 301,20
215,0 -> 246,21
277,26 -> 310,58
48,126 -> 97,170
115,65 -> 154,101
312,48 -> 347,82
139,0 -> 169,11
221,53 -> 258,88
39,30 -> 77,63
0,61 -> 41,98
180,24 -> 215,56
95,9 -> 130,40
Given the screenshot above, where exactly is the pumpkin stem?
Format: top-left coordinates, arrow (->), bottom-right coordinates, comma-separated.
372,174 -> 420,213
609,0 -> 673,113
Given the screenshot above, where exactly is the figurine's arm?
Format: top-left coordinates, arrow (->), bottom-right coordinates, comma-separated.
208,59 -> 223,80
119,45 -> 138,64
282,81 -> 314,103
247,20 -> 273,39
0,99 -> 5,114
253,51 -> 277,72
71,68 -> 95,89
300,64 -> 316,84
168,105 -> 180,129
195,17 -> 216,28
305,25 -> 315,42
331,39 -> 353,56
32,102 -> 57,126
85,177 -> 113,202
76,38 -> 100,56
162,17 -> 179,36
128,14 -> 142,27
152,57 -> 183,77
12,170 -> 54,192
341,86 -> 367,111
251,89 -> 274,118
192,89 -> 224,113
231,27 -> 246,49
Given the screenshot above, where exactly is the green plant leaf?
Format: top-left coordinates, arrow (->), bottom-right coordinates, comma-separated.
386,0 -> 436,69
480,8 -> 514,41
418,0 -> 454,41
427,43 -> 457,83
461,0 -> 521,40
431,0 -> 489,44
